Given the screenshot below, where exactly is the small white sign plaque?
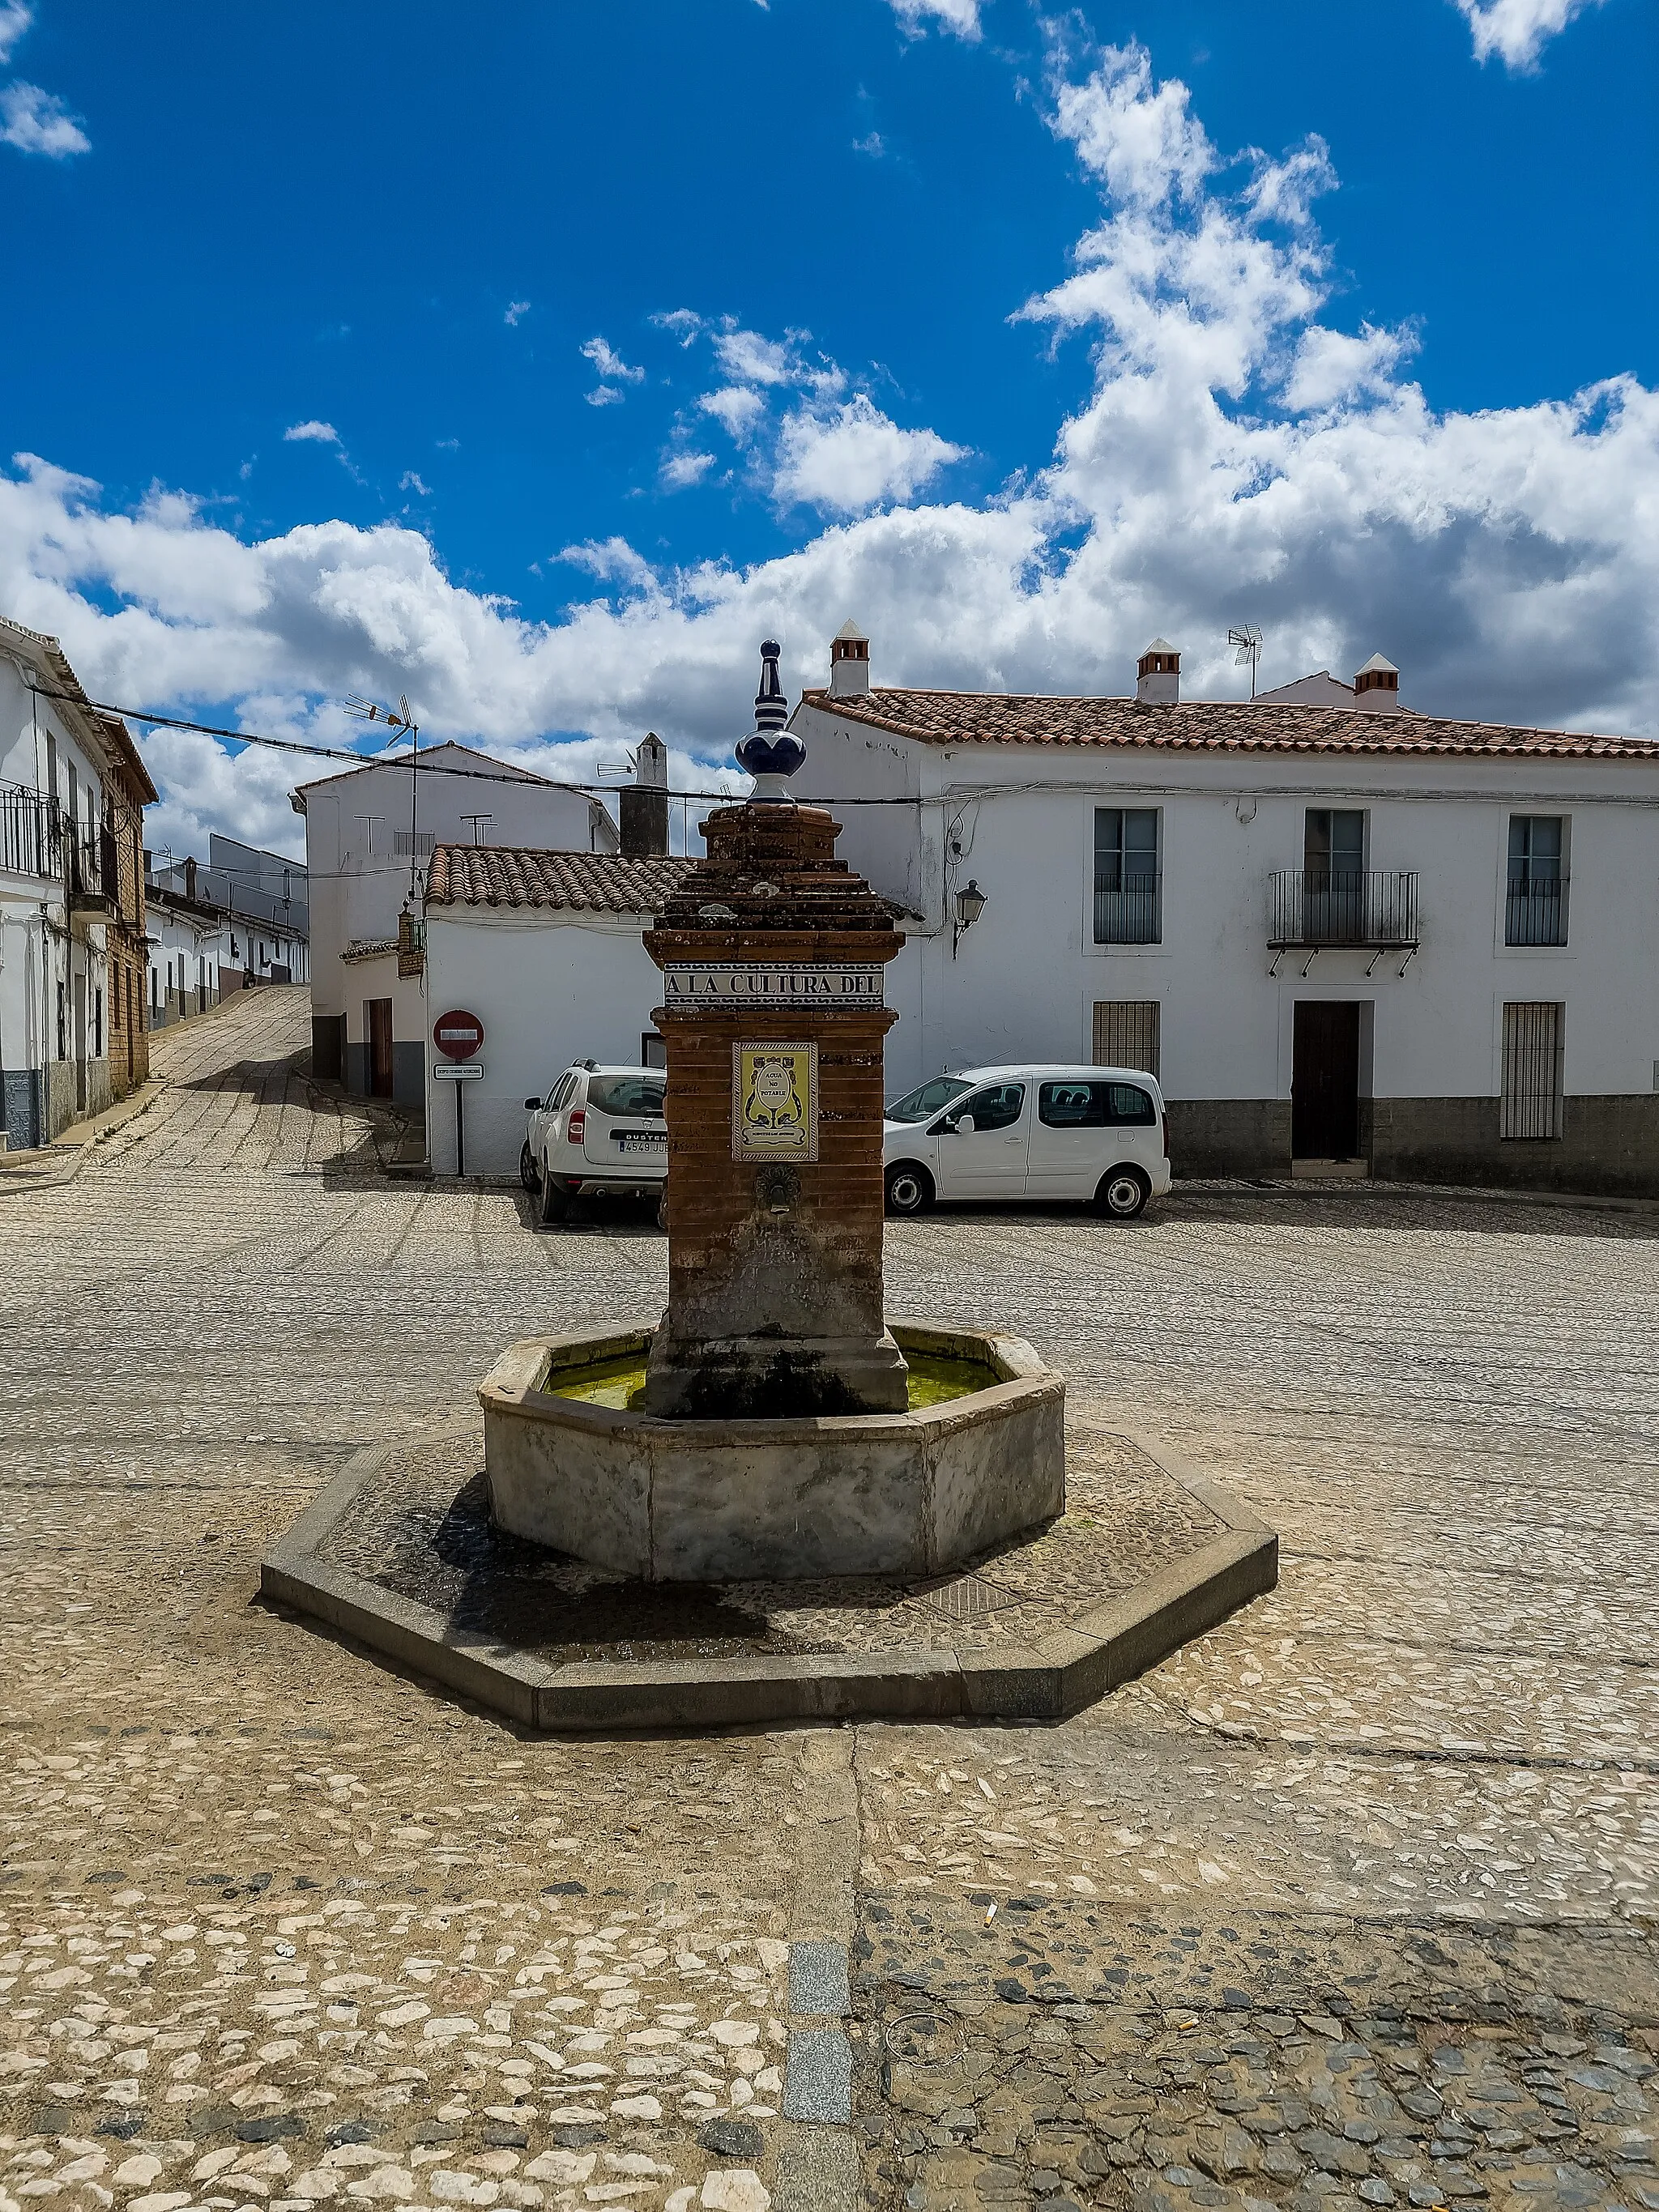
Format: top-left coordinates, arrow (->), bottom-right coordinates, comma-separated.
433,1062 -> 484,1080
663,962 -> 883,1011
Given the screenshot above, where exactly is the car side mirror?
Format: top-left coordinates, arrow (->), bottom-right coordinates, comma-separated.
954,1114 -> 975,1135
524,1097 -> 541,1110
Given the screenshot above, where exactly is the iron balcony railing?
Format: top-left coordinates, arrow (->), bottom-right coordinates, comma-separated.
1269,869 -> 1419,950
68,826 -> 118,911
1092,869 -> 1162,945
1505,873 -> 1568,948
0,782 -> 64,880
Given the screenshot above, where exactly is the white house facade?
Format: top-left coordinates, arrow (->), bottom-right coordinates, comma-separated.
292,743 -> 615,1106
792,631 -> 1659,1195
0,616 -> 154,1149
420,846 -> 688,1177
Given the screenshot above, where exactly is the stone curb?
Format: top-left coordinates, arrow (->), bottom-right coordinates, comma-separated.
260,1429 -> 1277,1733
0,1078 -> 167,1195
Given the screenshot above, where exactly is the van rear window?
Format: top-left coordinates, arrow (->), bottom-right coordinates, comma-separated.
1038,1080 -> 1155,1127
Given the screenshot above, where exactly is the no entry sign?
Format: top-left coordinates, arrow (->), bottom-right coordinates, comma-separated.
433,1008 -> 485,1062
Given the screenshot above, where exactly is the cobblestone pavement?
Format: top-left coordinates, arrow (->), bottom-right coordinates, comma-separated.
0,989 -> 1653,2212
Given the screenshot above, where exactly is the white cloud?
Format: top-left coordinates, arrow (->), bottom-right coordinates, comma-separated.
887,0 -> 983,37
711,327 -> 798,387
586,386 -> 623,409
853,131 -> 885,158
2,34 -> 1657,861
399,471 -> 431,496
653,309 -> 702,347
774,395 -> 964,514
0,3 -> 32,66
699,385 -> 768,440
504,300 -> 530,326
0,79 -> 87,156
1451,0 -> 1606,68
661,450 -> 718,490
284,420 -> 340,445
580,336 -> 645,384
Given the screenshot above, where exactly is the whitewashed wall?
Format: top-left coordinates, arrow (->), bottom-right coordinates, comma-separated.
421,910 -> 667,1177
796,702 -> 1659,1108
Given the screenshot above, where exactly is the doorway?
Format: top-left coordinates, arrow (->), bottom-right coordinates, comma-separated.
1292,1001 -> 1362,1161
366,999 -> 394,1098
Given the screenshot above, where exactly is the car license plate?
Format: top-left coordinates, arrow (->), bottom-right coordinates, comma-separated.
615,1132 -> 666,1153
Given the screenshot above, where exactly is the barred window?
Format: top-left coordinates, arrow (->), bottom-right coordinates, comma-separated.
1500,1002 -> 1563,1140
1092,999 -> 1161,1079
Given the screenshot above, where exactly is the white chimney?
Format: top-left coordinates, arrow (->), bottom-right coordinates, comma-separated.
1136,637 -> 1180,705
829,618 -> 871,698
1354,652 -> 1400,710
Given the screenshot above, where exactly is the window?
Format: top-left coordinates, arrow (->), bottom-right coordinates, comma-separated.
394,830 -> 437,859
1093,808 -> 1160,944
886,1075 -> 973,1124
1303,808 -> 1367,941
150,966 -> 158,1013
933,1082 -> 1024,1132
1093,1000 -> 1161,1079
1501,1002 -> 1563,1140
1038,1079 -> 1157,1127
642,1032 -> 667,1070
1507,816 -> 1567,946
586,1073 -> 667,1119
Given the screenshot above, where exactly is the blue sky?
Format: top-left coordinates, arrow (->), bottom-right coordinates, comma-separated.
0,0 -> 1654,858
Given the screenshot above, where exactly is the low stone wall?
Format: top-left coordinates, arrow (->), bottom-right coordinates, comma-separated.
1166,1098 -> 1292,1178
1371,1093 -> 1659,1196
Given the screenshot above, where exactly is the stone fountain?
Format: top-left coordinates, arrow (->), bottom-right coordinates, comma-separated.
478,642 -> 1068,1581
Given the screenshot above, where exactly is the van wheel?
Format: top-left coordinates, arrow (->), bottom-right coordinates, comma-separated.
885,1163 -> 934,1217
519,1140 -> 540,1196
1095,1166 -> 1150,1220
538,1174 -> 571,1228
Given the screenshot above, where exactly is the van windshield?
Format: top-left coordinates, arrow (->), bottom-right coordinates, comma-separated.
586,1074 -> 666,1119
886,1075 -> 973,1124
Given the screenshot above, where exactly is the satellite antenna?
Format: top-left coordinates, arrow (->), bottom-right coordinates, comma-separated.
1228,625 -> 1264,700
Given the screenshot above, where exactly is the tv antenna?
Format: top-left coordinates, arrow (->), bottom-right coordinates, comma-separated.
344,693 -> 422,890
1228,625 -> 1264,699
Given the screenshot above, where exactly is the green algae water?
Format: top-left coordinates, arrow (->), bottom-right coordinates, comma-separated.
548,1349 -> 995,1413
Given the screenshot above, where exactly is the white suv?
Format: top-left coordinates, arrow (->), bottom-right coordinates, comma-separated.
522,1063 -> 667,1225
883,1063 -> 1171,1219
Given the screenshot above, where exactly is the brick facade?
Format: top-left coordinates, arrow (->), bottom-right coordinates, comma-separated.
643,802 -> 904,1417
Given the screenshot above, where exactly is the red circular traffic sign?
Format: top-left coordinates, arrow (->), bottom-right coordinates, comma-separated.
433,1008 -> 485,1062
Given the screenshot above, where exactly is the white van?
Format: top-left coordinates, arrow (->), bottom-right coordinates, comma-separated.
882,1063 -> 1171,1219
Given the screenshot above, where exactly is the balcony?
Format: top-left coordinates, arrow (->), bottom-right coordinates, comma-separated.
0,782 -> 63,880
1269,869 -> 1420,974
1505,874 -> 1568,948
69,827 -> 118,914
1092,870 -> 1162,945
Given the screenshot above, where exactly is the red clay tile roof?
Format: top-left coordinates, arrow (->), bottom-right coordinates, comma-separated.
426,846 -> 690,913
800,688 -> 1659,760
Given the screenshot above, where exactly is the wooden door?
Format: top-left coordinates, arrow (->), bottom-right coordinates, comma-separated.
1292,1002 -> 1361,1160
367,998 -> 394,1097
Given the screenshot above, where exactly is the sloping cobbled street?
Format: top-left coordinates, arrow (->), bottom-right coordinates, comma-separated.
0,987 -> 1652,2212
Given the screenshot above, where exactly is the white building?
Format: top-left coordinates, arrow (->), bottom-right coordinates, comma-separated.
0,616 -> 155,1149
292,743 -> 614,1104
794,627 -> 1659,1194
421,846 -> 688,1176
144,867 -> 228,1027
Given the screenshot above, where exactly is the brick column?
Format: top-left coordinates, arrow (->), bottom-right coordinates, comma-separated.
642,800 -> 905,1418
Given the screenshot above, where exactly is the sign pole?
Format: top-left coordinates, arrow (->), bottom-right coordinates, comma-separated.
456,1076 -> 465,1178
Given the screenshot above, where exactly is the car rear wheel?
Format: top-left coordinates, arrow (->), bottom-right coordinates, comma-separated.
1095,1165 -> 1150,1220
519,1140 -> 541,1196
538,1173 -> 571,1227
885,1162 -> 934,1217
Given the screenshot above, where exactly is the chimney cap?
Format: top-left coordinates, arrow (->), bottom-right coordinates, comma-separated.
833,618 -> 868,643
1356,652 -> 1398,676
1142,636 -> 1178,656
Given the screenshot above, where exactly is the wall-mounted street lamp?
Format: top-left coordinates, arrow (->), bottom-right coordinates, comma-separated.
953,878 -> 987,959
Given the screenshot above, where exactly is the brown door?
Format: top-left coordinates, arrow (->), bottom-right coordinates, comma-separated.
1292,1002 -> 1361,1160
367,999 -> 394,1097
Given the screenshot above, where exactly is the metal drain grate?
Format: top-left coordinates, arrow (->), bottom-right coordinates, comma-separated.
923,1573 -> 1025,1622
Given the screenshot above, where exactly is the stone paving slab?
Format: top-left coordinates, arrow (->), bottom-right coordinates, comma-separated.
262,1424 -> 1274,1728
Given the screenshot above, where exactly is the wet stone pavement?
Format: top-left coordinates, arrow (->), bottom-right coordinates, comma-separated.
1,988 -> 1655,2212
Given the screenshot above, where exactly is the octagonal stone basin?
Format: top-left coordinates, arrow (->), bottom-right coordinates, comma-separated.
478,1319 -> 1064,1583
